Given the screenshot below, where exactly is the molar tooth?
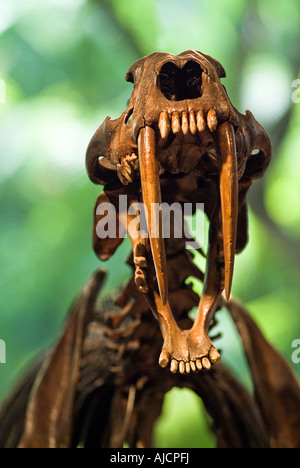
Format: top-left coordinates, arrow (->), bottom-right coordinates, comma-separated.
196,110 -> 206,132
207,108 -> 218,133
130,153 -> 138,161
158,111 -> 171,139
181,111 -> 189,135
171,111 -> 181,134
117,164 -> 132,185
122,158 -> 130,168
123,166 -> 133,179
189,110 -> 197,135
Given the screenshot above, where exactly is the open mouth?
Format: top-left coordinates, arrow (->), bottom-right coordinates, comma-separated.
86,50 -> 271,373
102,58 -> 239,307
135,123 -> 237,306
113,59 -> 236,305
87,53 -> 246,314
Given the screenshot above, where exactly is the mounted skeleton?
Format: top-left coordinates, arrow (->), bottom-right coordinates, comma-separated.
2,52 -> 300,450
86,50 -> 271,374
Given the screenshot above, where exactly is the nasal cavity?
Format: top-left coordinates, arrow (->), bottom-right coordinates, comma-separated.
157,60 -> 203,101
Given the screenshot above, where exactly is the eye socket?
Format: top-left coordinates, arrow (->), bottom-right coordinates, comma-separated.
157,60 -> 203,101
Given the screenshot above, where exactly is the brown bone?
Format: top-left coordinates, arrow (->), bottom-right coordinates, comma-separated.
216,121 -> 238,300
138,126 -> 168,304
86,50 -> 271,374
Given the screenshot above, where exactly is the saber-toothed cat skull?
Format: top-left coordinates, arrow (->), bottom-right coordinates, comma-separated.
86,50 -> 271,374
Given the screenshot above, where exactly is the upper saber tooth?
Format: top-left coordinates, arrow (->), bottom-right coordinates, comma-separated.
196,110 -> 206,132
171,111 -> 181,134
216,121 -> 238,301
181,111 -> 189,135
158,111 -> 171,139
189,110 -> 197,135
138,126 -> 169,304
207,108 -> 218,133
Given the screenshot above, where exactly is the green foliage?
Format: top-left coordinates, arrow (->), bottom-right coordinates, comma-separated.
154,388 -> 215,448
0,0 -> 299,448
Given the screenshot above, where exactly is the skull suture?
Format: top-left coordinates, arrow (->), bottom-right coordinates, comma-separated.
86,50 -> 271,374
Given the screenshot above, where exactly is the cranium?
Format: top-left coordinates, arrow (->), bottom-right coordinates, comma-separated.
86,50 -> 271,374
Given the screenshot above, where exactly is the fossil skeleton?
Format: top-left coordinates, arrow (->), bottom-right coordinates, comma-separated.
1,52 -> 300,449
86,50 -> 272,374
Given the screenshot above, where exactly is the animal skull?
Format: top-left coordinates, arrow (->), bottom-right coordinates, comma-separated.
86,50 -> 271,374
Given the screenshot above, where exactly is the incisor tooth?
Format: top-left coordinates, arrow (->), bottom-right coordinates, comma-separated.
158,111 -> 171,139
189,110 -> 197,135
190,361 -> 197,372
170,360 -> 178,373
207,108 -> 218,133
181,111 -> 189,135
179,361 -> 185,374
196,110 -> 206,132
171,112 -> 181,134
202,357 -> 211,370
196,359 -> 202,371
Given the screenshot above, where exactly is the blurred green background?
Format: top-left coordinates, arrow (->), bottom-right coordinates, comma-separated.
0,0 -> 300,448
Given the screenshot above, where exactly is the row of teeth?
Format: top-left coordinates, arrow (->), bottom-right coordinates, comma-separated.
115,108 -> 218,184
158,108 -> 218,139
